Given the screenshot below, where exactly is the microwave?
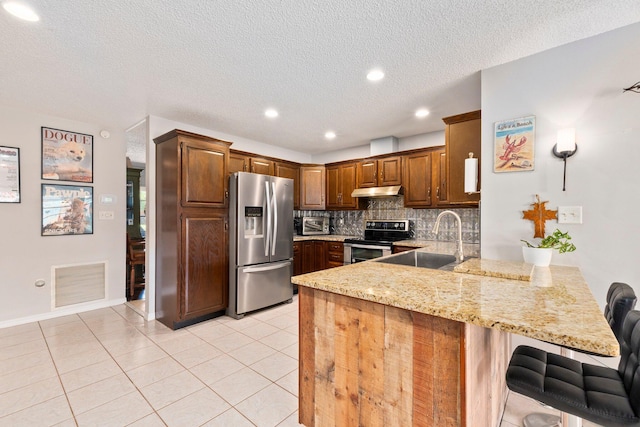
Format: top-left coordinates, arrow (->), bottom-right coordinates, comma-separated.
302,216 -> 330,235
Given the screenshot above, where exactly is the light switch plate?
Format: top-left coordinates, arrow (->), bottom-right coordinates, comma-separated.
558,206 -> 582,224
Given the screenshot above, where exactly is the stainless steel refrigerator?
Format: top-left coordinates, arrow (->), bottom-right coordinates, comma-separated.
228,172 -> 294,319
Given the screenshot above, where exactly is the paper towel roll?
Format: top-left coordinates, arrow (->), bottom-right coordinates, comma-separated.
464,156 -> 478,194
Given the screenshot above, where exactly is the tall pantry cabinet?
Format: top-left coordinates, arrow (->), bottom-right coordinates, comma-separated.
154,129 -> 230,329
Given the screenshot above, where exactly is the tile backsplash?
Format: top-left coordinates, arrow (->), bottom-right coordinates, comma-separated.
295,196 -> 480,243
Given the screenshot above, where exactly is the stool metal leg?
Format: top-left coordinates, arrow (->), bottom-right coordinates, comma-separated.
560,348 -> 582,427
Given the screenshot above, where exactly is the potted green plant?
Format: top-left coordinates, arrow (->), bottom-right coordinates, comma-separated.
521,229 -> 576,266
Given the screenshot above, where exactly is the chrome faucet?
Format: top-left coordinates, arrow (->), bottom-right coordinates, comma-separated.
432,210 -> 464,263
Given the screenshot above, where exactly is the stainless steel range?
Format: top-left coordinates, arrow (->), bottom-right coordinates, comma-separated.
343,220 -> 411,265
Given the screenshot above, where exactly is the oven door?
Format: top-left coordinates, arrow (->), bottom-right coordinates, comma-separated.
344,243 -> 391,265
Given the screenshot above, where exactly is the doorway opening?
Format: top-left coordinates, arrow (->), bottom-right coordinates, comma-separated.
125,120 -> 148,316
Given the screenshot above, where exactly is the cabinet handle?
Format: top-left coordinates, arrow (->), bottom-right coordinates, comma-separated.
436,187 -> 440,199
244,164 -> 247,171
225,190 -> 229,199
427,188 -> 431,199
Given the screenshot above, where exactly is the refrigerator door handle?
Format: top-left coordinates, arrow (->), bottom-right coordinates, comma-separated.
264,181 -> 271,257
241,261 -> 291,273
271,181 -> 278,256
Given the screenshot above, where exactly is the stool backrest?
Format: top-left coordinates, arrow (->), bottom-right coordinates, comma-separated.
605,282 -> 637,343
618,310 -> 640,412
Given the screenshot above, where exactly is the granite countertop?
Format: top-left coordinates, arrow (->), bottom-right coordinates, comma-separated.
293,235 -> 357,242
292,248 -> 619,357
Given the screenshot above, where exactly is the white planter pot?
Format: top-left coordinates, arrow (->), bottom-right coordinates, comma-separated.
522,247 -> 553,267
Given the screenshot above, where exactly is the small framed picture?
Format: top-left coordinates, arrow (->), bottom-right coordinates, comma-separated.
42,184 -> 93,236
0,146 -> 20,203
42,127 -> 93,182
494,116 -> 535,172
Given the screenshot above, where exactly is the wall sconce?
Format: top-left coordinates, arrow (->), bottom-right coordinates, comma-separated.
552,128 -> 577,191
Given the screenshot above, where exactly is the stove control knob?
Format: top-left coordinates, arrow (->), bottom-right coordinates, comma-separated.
393,223 -> 399,228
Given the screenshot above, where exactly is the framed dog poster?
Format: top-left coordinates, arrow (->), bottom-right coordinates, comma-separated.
41,127 -> 93,182
42,184 -> 93,236
0,146 -> 20,203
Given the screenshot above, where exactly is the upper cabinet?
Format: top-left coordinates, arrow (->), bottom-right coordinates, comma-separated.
274,161 -> 300,210
402,150 -> 433,207
443,110 -> 481,205
229,152 -> 248,174
326,161 -> 361,210
357,156 -> 402,188
300,165 -> 326,210
229,151 -> 275,175
402,146 -> 448,208
249,157 -> 274,175
178,135 -> 230,208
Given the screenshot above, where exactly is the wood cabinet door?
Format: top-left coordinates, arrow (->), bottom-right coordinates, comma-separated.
275,162 -> 300,210
444,111 -> 481,205
181,212 -> 228,320
403,151 -> 432,207
302,241 -> 314,274
357,160 -> 378,188
313,241 -> 326,271
339,163 -> 358,208
293,241 -> 302,276
300,166 -> 326,210
250,157 -> 274,175
326,165 -> 341,209
229,152 -> 248,174
180,138 -> 228,208
379,156 -> 402,186
433,147 -> 448,205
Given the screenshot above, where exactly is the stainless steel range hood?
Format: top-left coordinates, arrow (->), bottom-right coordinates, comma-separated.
350,136 -> 404,198
351,185 -> 403,198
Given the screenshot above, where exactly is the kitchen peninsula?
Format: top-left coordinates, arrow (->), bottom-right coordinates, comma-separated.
291,249 -> 619,427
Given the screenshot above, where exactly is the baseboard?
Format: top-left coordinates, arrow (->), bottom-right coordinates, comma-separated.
0,297 -> 127,329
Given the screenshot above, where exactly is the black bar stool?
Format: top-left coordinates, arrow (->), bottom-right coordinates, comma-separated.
507,282 -> 637,427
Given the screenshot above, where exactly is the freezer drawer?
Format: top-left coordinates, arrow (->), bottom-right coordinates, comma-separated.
234,260 -> 293,316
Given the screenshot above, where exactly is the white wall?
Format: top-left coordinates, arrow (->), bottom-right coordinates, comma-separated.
481,22 -> 640,361
311,130 -> 445,164
0,105 -> 127,326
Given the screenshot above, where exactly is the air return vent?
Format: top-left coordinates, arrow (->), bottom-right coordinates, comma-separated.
53,262 -> 106,308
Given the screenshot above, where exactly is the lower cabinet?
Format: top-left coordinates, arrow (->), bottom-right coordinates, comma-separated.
325,242 -> 344,269
295,240 -> 345,274
181,213 -> 228,320
293,241 -> 302,276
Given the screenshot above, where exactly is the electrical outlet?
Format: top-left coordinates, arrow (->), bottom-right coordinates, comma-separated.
558,206 -> 582,224
98,211 -> 114,220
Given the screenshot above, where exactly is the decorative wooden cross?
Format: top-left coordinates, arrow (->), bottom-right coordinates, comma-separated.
522,195 -> 557,238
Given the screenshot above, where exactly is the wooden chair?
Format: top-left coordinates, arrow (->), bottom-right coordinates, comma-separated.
127,234 -> 145,299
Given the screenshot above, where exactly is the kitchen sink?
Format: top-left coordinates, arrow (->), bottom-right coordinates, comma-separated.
374,251 -> 458,270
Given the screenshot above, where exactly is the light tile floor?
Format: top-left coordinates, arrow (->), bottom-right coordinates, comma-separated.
0,295 -> 606,426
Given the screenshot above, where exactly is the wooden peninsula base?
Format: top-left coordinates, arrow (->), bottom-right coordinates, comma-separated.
299,286 -> 510,427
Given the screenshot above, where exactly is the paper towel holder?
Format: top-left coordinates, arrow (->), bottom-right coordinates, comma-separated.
464,152 -> 480,195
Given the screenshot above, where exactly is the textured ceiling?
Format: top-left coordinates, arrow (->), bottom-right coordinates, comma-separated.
1,0 -> 639,161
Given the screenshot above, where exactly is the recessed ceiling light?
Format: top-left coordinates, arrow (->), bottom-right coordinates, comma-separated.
264,109 -> 278,118
415,109 -> 430,118
366,69 -> 385,82
2,2 -> 39,22
325,131 -> 336,140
